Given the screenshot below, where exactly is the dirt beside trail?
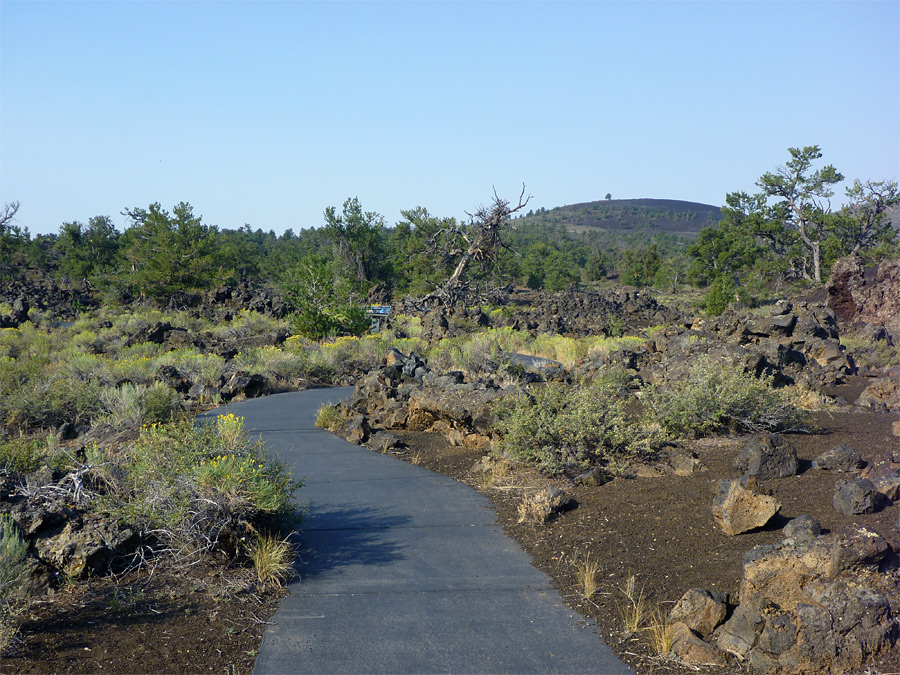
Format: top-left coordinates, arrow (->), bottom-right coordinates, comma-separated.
3,561 -> 284,674
389,402 -> 900,674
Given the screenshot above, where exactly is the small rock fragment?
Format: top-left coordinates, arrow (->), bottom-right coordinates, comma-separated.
668,588 -> 727,637
712,478 -> 781,535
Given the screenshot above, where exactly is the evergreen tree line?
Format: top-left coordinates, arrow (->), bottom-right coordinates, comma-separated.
0,198 -> 692,297
1,147 -> 896,323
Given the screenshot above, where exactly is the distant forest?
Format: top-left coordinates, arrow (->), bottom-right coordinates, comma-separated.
2,147 -> 898,319
0,198 -> 717,298
517,198 -> 722,236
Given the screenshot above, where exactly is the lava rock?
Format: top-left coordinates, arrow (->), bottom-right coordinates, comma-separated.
220,371 -> 267,400
669,588 -> 727,637
735,434 -> 799,481
344,414 -> 371,445
671,623 -> 728,666
833,477 -> 879,515
782,514 -> 822,542
155,365 -> 192,394
712,478 -> 781,535
574,467 -> 611,487
813,443 -> 866,472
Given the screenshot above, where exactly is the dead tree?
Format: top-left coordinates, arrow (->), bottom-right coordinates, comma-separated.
421,185 -> 531,307
0,201 -> 20,231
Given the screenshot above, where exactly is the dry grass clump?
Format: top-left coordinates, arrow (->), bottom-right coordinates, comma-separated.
620,574 -> 647,635
516,487 -> 568,526
516,492 -> 549,525
646,607 -> 677,655
248,533 -> 295,588
473,456 -> 513,491
617,574 -> 677,656
574,554 -> 601,601
315,403 -> 344,432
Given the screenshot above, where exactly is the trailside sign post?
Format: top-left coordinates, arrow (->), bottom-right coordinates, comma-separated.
366,305 -> 391,333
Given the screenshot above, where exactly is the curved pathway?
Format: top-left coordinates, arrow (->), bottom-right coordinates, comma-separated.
201,389 -> 632,675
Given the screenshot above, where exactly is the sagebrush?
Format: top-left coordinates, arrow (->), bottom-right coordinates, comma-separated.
642,355 -> 813,437
494,379 -> 661,475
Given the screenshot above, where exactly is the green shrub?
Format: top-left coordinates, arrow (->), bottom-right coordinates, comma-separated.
642,355 -> 813,437
839,335 -> 900,369
0,437 -> 48,474
0,514 -> 27,654
99,382 -> 179,431
193,453 -> 287,513
1,372 -> 103,433
389,314 -> 423,338
141,382 -> 180,424
494,380 -> 662,475
154,350 -> 225,389
99,383 -> 146,431
212,310 -> 285,338
315,403 -> 343,432
425,329 -> 646,372
319,335 -> 387,379
61,351 -> 107,382
109,417 -> 299,557
704,274 -> 737,316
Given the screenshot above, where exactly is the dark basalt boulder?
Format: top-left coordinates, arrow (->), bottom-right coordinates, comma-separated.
735,434 -> 800,481
813,443 -> 866,473
833,477 -> 880,515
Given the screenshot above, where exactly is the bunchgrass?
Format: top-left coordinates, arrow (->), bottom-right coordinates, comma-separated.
249,533 -> 295,588
620,574 -> 647,634
575,555 -> 601,601
646,607 -> 677,655
0,514 -> 27,655
315,403 -> 343,432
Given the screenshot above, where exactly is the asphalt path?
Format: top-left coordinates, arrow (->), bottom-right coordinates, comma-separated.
200,388 -> 633,675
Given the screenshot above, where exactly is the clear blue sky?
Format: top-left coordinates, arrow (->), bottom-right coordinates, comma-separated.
2,0 -> 898,236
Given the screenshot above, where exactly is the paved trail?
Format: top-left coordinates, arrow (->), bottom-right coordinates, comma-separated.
201,388 -> 632,675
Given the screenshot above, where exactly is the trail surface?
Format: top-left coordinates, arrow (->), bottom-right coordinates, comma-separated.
201,388 -> 632,675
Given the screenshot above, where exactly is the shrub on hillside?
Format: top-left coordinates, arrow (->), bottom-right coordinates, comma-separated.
0,513 -> 27,654
642,355 -> 812,437
1,372 -> 103,433
494,380 -> 662,475
704,274 -> 737,316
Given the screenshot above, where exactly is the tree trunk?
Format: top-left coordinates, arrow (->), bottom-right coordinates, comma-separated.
812,241 -> 821,283
447,251 -> 471,286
